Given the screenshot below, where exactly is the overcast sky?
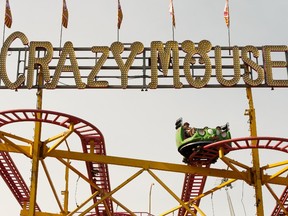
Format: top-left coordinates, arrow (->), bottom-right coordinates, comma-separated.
0,0 -> 288,215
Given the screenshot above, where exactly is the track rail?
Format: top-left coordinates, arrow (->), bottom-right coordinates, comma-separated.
178,165 -> 208,216
0,109 -> 113,215
0,151 -> 41,212
203,136 -> 288,153
271,186 -> 288,215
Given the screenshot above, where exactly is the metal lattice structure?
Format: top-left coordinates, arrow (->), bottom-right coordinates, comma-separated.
1,110 -> 288,215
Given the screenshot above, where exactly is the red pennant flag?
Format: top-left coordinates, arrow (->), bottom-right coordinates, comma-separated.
62,0 -> 69,28
117,0 -> 123,29
169,0 -> 176,28
5,0 -> 12,28
224,0 -> 230,27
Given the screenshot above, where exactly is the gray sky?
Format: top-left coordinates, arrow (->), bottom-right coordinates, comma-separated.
0,0 -> 288,215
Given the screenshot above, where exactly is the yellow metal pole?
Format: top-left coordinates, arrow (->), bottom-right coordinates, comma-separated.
245,87 -> 264,215
63,159 -> 70,214
63,141 -> 71,214
28,70 -> 43,216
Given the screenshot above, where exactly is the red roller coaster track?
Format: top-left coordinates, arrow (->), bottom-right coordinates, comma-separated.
0,151 -> 41,212
178,137 -> 288,216
0,110 -> 288,215
178,166 -> 208,216
0,109 -> 112,215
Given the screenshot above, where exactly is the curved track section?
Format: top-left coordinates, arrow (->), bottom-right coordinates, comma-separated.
179,137 -> 288,216
0,109 -> 113,215
204,136 -> 288,153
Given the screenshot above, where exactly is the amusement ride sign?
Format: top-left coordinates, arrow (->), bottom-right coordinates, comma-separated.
0,31 -> 287,90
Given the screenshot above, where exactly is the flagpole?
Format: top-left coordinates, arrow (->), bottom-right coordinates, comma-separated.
228,0 -> 231,55
59,24 -> 63,55
227,27 -> 231,55
224,0 -> 231,55
60,0 -> 68,55
2,24 -> 6,44
117,0 -> 123,42
169,0 -> 175,41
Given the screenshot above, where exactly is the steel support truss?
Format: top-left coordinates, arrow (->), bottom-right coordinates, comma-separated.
0,109 -> 287,215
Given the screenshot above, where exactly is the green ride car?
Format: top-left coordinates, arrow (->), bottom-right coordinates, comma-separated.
175,118 -> 232,160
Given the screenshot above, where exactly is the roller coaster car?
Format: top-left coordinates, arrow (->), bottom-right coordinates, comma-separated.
175,118 -> 232,160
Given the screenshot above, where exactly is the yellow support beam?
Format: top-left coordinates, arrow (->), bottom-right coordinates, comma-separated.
0,144 -> 30,155
245,87 -> 264,215
0,132 -> 32,158
0,130 -> 33,145
47,148 -> 288,185
262,160 -> 288,170
262,160 -> 288,184
46,124 -> 74,155
262,166 -> 288,184
28,71 -> 44,216
50,149 -> 249,180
